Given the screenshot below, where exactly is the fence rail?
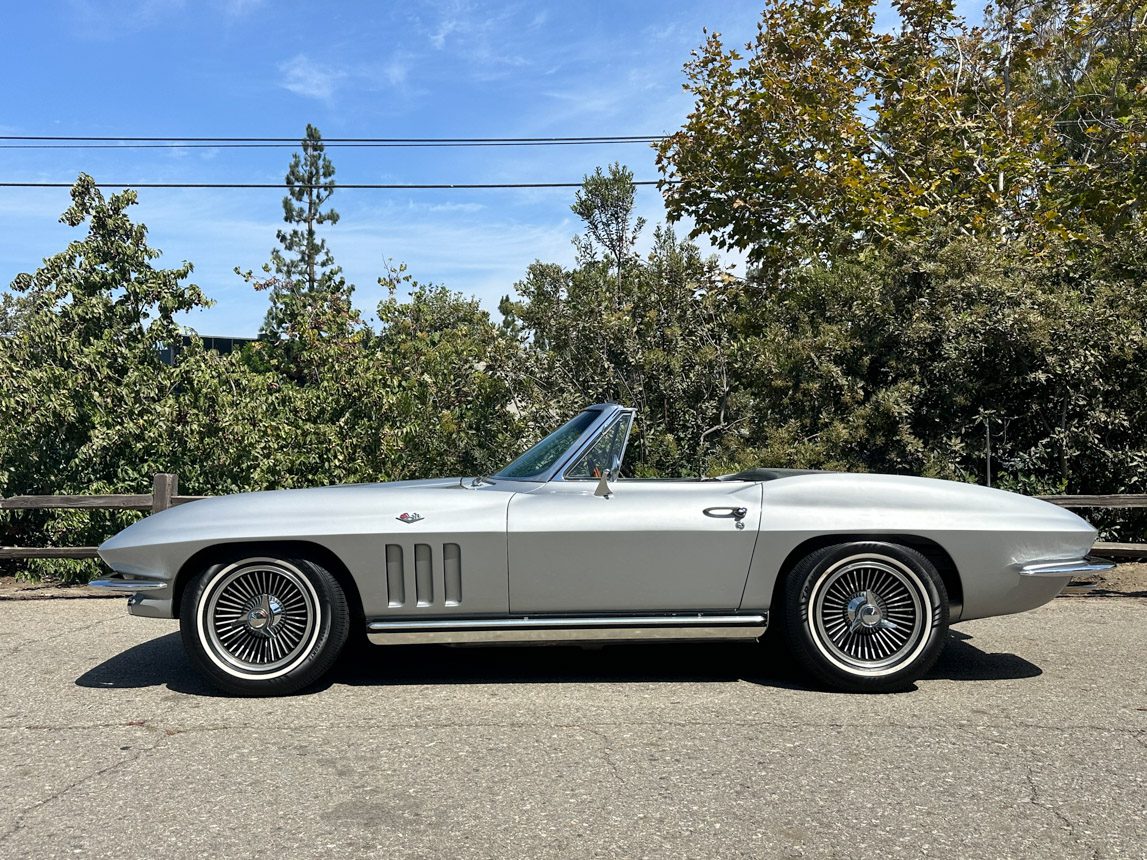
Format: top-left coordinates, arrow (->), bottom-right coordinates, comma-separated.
0,474 -> 205,561
1,475 -> 1146,562
1037,494 -> 1147,508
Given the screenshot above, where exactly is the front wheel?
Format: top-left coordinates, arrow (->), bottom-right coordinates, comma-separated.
180,555 -> 349,696
779,542 -> 949,693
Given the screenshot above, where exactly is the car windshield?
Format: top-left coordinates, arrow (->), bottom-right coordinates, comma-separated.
495,410 -> 600,479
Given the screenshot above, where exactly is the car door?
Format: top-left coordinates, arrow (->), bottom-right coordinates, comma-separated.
506,480 -> 763,614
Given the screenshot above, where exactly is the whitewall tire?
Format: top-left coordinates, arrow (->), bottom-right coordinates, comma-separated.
780,542 -> 949,693
180,555 -> 349,696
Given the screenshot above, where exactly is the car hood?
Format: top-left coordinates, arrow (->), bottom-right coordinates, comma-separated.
98,476 -> 499,558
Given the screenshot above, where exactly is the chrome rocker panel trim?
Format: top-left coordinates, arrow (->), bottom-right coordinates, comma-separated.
1018,556 -> 1114,577
367,613 -> 768,645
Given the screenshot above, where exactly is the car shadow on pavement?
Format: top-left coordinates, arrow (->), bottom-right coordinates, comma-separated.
74,631 -> 223,697
328,630 -> 1041,691
925,630 -> 1042,682
74,629 -> 1041,697
331,638 -> 809,690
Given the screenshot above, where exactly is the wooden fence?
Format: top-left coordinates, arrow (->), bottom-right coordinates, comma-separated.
0,474 -> 204,560
0,474 -> 1145,562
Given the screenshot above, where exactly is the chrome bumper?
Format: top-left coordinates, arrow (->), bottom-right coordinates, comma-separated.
89,574 -> 167,591
89,574 -> 174,618
1019,556 -> 1115,577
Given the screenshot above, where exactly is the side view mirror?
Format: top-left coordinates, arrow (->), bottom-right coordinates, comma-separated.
594,469 -> 613,499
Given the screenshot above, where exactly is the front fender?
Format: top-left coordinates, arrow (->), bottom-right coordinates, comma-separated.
98,481 -> 513,618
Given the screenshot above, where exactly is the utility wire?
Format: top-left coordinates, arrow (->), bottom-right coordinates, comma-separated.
0,180 -> 670,190
0,134 -> 666,148
0,141 -> 663,149
0,134 -> 675,190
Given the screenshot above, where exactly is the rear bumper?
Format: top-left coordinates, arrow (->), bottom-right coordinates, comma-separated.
1020,555 -> 1114,596
1019,556 -> 1114,577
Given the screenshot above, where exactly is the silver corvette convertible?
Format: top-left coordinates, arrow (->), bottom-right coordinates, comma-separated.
94,403 -> 1110,696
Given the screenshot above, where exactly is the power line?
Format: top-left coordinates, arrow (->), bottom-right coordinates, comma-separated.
0,133 -> 671,188
0,141 -> 664,150
0,134 -> 666,149
0,180 -> 670,190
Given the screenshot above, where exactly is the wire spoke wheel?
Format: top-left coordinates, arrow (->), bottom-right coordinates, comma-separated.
199,560 -> 320,678
808,556 -> 932,675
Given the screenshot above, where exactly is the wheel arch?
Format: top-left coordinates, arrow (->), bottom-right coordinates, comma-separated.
173,540 -> 365,629
770,534 -> 963,620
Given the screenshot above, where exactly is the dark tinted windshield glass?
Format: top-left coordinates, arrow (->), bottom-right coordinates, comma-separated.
496,410 -> 599,479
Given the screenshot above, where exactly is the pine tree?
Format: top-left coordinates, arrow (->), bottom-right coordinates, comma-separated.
260,123 -> 354,341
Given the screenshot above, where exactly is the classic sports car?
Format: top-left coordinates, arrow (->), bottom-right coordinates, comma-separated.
94,403 -> 1111,696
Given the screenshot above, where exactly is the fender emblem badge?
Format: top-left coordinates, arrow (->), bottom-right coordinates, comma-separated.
397,512 -> 424,524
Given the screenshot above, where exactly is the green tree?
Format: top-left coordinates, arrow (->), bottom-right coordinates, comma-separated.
1021,0 -> 1147,242
0,175 -> 212,580
241,124 -> 359,380
502,167 -> 744,475
653,0 -> 1147,497
657,0 -> 1146,271
269,123 -> 346,317
756,232 -> 1147,495
571,163 -> 646,307
361,263 -> 525,478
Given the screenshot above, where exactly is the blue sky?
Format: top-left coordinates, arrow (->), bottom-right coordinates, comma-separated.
1,0 -> 983,336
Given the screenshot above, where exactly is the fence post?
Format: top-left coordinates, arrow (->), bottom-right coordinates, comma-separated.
152,473 -> 178,513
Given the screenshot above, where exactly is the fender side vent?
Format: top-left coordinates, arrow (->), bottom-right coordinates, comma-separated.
386,545 -> 405,607
415,543 -> 434,606
444,543 -> 462,606
386,542 -> 461,608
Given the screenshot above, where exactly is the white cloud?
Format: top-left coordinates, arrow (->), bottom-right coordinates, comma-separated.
424,202 -> 486,214
65,0 -> 187,38
420,0 -> 531,74
430,18 -> 459,49
427,0 -> 473,49
218,0 -> 263,15
381,55 -> 410,88
277,52 -> 413,104
278,54 -> 345,101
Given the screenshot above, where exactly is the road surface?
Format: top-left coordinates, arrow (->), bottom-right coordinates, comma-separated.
0,596 -> 1144,859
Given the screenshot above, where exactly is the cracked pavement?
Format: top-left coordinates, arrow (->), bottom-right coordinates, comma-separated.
0,597 -> 1144,859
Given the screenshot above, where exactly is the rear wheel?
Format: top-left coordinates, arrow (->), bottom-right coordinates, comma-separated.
180,555 -> 349,696
779,542 -> 949,693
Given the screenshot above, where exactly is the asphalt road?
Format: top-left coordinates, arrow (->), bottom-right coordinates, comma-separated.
0,596 -> 1144,860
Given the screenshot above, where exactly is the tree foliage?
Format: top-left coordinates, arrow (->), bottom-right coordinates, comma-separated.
654,0 -> 1147,529
732,234 -> 1147,490
0,176 -> 212,578
502,165 -> 744,476
240,124 -> 359,380
0,177 -> 523,582
657,0 -> 1147,269
4,1 -> 1147,582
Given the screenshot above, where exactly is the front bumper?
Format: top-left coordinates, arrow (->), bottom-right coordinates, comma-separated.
89,574 -> 167,591
89,573 -> 174,618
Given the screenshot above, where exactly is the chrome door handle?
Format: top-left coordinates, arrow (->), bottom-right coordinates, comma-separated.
703,506 -> 748,521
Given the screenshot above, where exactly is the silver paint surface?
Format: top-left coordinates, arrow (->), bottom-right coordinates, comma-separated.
97,404 -> 1099,632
